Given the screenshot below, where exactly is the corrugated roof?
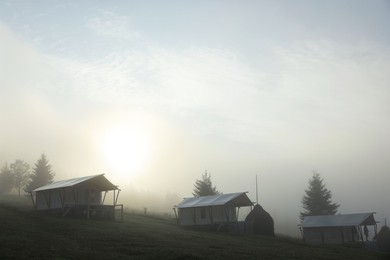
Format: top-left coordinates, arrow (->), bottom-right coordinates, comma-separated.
32,174 -> 118,192
301,213 -> 376,228
176,192 -> 253,209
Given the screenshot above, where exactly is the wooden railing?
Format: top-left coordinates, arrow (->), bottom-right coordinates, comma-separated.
61,204 -> 123,221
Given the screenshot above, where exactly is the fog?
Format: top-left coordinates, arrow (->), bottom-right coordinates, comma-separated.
1,1 -> 390,237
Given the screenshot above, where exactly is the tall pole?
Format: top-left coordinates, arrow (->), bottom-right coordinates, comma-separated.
256,174 -> 259,205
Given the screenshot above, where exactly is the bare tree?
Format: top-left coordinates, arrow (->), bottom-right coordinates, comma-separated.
0,163 -> 14,194
10,160 -> 30,196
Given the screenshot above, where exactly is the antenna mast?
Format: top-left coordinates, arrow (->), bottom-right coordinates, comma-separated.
256,174 -> 259,205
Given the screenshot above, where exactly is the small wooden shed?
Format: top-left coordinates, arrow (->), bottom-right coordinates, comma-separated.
29,174 -> 122,220
299,213 -> 378,244
174,192 -> 253,226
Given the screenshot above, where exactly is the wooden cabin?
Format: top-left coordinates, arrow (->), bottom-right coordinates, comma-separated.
299,213 -> 378,244
174,192 -> 253,227
29,174 -> 122,221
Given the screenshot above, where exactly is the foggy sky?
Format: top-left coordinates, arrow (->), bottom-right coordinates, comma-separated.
1,1 -> 390,236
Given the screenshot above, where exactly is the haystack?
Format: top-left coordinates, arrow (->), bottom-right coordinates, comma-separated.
374,225 -> 390,252
245,204 -> 274,236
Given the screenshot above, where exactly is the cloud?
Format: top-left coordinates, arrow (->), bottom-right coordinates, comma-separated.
272,40 -> 390,129
3,16 -> 390,163
153,47 -> 261,112
258,41 -> 390,186
85,10 -> 140,40
0,23 -> 49,91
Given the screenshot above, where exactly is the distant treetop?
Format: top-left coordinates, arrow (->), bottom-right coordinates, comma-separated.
24,153 -> 55,193
300,171 -> 340,221
192,170 -> 220,197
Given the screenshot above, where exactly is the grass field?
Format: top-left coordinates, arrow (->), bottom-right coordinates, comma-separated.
0,195 -> 388,259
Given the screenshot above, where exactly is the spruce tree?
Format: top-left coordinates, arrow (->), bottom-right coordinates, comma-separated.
24,154 -> 55,192
192,171 -> 220,196
300,171 -> 340,220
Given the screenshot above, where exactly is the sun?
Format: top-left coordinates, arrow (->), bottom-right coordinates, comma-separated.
100,124 -> 150,176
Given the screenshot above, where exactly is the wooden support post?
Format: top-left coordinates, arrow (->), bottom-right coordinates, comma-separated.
207,206 -> 214,224
113,190 -> 116,206
224,206 -> 230,222
299,227 -> 304,241
173,208 -> 179,224
115,189 -> 120,206
192,208 -> 196,224
359,226 -> 364,246
62,189 -> 66,207
44,191 -> 50,208
102,191 -> 107,204
29,192 -> 36,210
72,188 -> 79,204
59,189 -> 65,208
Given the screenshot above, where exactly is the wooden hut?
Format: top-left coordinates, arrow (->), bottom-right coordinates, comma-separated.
299,213 -> 377,244
174,192 -> 253,227
29,174 -> 123,220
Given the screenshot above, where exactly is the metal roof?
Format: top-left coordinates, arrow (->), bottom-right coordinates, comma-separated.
301,213 -> 377,228
175,192 -> 253,209
32,174 -> 118,192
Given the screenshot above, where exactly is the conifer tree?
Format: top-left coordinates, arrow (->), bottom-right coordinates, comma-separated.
300,171 -> 340,220
0,163 -> 14,194
192,171 -> 220,196
24,154 -> 55,192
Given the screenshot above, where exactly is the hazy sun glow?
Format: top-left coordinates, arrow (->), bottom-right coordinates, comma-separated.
101,124 -> 151,176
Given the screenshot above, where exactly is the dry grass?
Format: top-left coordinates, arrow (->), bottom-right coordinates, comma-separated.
0,195 -> 388,259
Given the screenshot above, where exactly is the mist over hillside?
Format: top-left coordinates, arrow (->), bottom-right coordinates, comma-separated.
1,0 -> 390,238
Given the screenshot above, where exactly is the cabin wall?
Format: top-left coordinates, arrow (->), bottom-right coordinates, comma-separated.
323,228 -> 344,244
178,205 -> 237,226
341,226 -> 359,242
303,228 -> 323,243
36,191 -> 55,210
72,183 -> 102,205
303,227 -> 359,244
35,184 -> 103,210
212,205 -> 236,223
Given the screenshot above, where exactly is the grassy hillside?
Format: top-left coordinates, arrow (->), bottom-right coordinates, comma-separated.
0,195 -> 388,259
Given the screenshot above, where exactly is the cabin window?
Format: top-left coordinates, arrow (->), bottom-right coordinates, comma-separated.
200,207 -> 206,219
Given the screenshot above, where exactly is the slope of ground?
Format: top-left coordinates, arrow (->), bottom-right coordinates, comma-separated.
0,195 -> 388,259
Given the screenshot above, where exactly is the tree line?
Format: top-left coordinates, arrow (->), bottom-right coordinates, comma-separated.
1,152 -> 339,221
192,170 -> 340,221
0,153 -> 55,196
